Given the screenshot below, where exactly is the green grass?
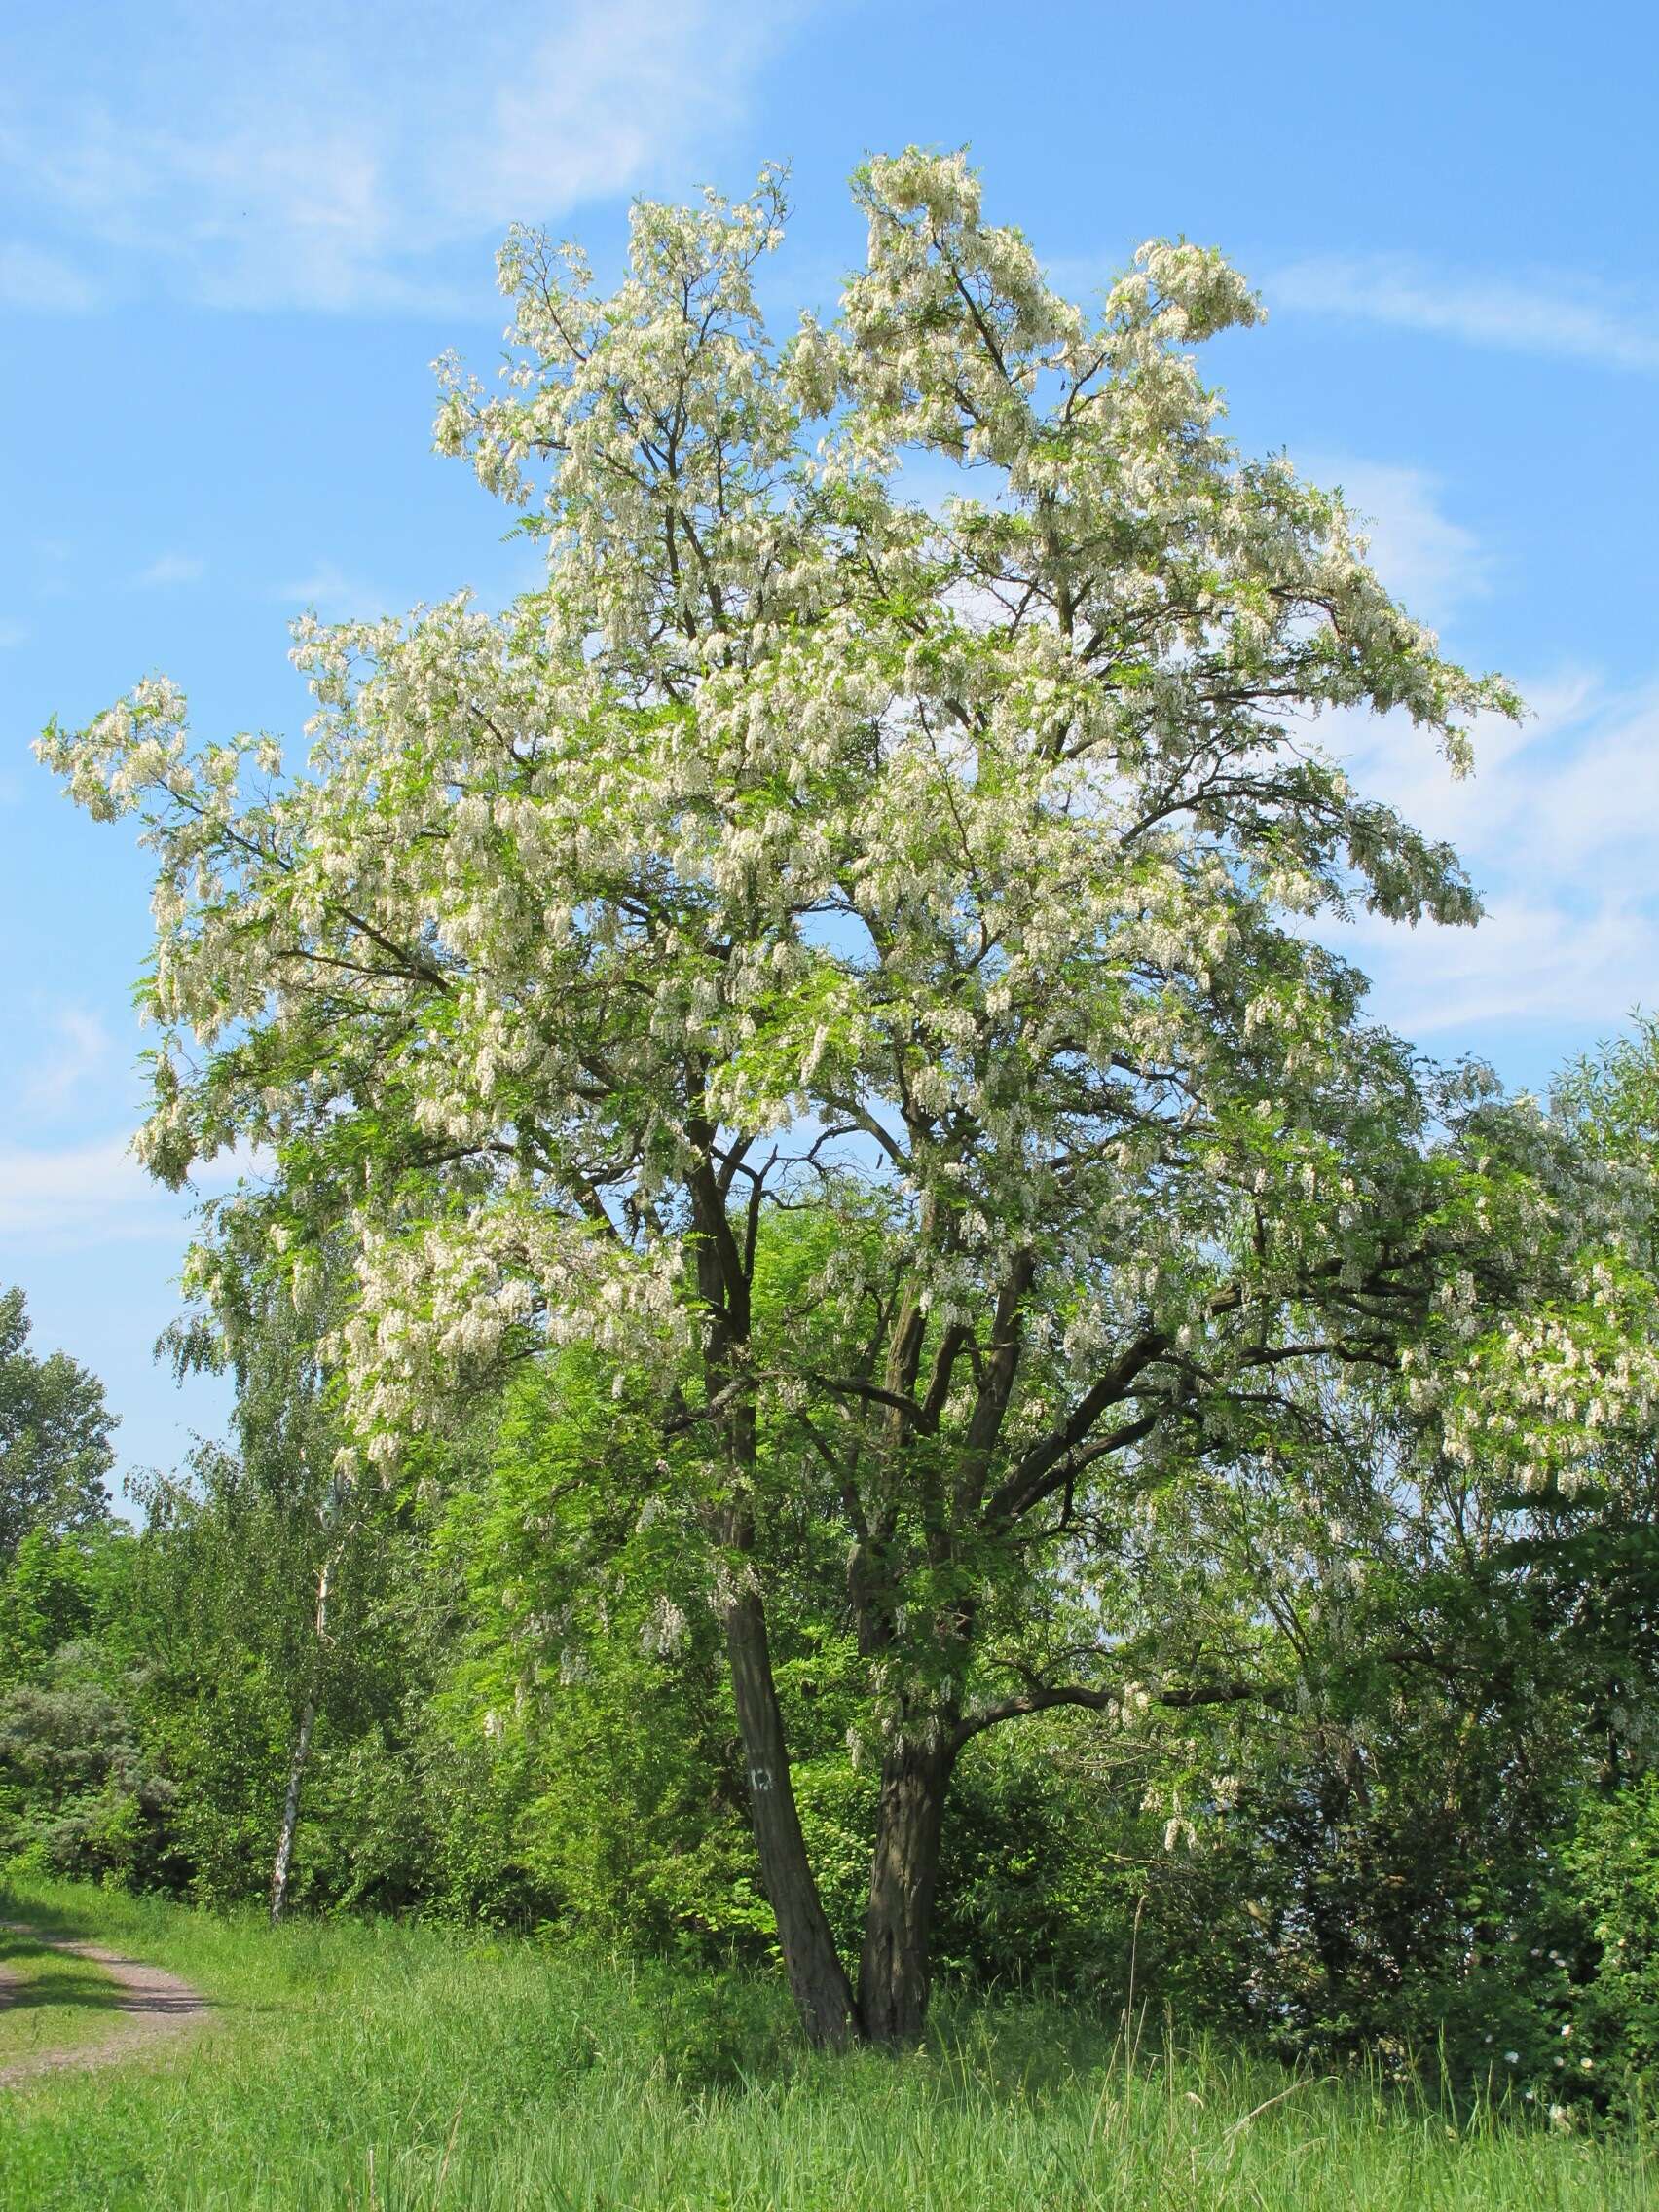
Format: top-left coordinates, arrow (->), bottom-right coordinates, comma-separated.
0,1926 -> 126,2067
0,1877 -> 1652,2210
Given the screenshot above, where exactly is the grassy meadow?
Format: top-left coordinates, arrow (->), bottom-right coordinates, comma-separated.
0,1878 -> 1652,2210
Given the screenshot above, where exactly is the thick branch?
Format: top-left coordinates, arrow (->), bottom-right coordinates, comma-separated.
951,1675 -> 1285,1751
984,1329 -> 1170,1529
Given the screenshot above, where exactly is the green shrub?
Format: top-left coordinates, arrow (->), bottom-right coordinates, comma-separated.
1557,1776 -> 1659,2113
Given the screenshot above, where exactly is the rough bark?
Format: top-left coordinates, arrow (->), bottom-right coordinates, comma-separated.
682,1131 -> 861,2045
856,1728 -> 956,2046
723,1584 -> 860,2046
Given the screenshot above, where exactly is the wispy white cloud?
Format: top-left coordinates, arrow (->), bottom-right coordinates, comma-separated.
1273,253 -> 1659,373
0,240 -> 95,312
1302,457 -> 1490,626
0,0 -> 816,313
0,1134 -> 262,1252
1330,669 -> 1659,1040
0,617 -> 26,648
1350,893 -> 1659,1043
480,2 -> 789,226
1262,461 -> 1657,1048
1341,669 -> 1659,880
22,1007 -> 113,1111
272,551 -> 549,629
0,1136 -> 170,1248
273,561 -> 399,620
134,551 -> 204,588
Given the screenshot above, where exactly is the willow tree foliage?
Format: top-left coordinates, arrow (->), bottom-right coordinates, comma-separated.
42,150 -> 1527,2045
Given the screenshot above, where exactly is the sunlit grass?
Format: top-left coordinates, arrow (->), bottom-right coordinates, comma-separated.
0,1876 -> 1652,2209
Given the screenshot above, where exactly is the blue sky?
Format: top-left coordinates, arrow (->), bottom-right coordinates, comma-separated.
3,0 -> 1656,1498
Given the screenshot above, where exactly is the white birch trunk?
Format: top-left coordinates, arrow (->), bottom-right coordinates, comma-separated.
269,1475 -> 348,1926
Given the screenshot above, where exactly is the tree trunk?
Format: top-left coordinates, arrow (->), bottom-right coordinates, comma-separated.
856,1728 -> 955,2046
723,1585 -> 860,2046
269,1697 -> 316,1925
270,1480 -> 345,1927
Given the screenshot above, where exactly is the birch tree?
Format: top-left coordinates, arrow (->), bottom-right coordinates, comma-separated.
164,1227 -> 367,1923
41,150 -> 1525,2045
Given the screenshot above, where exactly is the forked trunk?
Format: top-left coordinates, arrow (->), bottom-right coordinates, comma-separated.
723,1586 -> 860,2046
856,1730 -> 955,2046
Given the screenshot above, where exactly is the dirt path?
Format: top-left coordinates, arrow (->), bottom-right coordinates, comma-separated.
0,1922 -> 210,2087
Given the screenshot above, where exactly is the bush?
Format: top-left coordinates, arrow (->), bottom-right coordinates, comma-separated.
0,1641 -> 176,1885
1555,1776 -> 1659,2114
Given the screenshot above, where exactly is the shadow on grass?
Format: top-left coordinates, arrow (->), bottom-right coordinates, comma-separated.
0,1894 -> 295,2027
0,1891 -> 114,1946
0,1939 -> 131,2019
0,1913 -> 223,2030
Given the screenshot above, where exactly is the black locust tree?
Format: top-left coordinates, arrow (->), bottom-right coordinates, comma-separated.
41,150 -> 1521,2045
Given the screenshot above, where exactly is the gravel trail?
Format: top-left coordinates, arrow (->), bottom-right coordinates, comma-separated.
0,1921 -> 209,2086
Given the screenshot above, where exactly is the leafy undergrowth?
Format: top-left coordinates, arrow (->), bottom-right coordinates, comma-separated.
0,1926 -> 124,2066
0,1878 -> 1653,2210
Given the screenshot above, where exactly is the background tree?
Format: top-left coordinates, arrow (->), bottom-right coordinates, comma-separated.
157,1214 -> 447,1921
1113,1020 -> 1659,2102
40,149 -> 1526,2046
0,1285 -> 115,1558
